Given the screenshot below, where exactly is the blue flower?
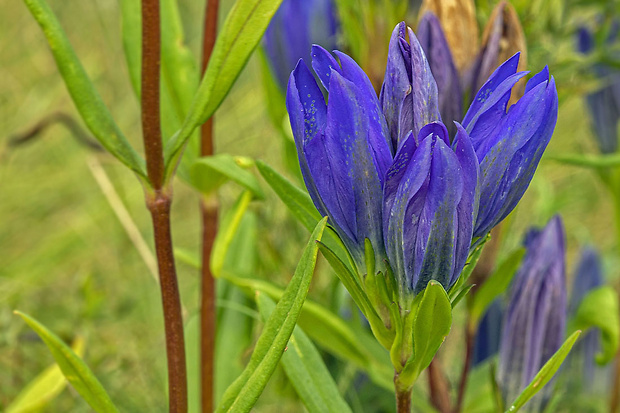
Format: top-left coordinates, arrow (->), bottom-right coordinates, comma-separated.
497,216 -> 567,411
417,12 -> 462,134
287,46 -> 392,268
462,54 -> 558,238
264,0 -> 339,92
576,24 -> 620,154
287,21 -> 558,297
383,122 -> 478,294
569,248 -> 605,388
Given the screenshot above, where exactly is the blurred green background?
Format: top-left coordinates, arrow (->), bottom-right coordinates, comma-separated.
1,0 -> 618,411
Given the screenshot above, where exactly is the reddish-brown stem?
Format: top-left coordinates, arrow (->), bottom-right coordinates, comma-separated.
394,373 -> 411,413
199,1 -> 220,412
148,194 -> 188,413
428,358 -> 452,413
454,323 -> 475,413
141,1 -> 187,412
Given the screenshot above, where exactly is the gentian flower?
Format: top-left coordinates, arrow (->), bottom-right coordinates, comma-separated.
417,12 -> 462,134
287,21 -> 557,297
287,45 -> 392,269
380,22 -> 441,150
497,216 -> 567,411
576,25 -> 620,154
568,248 -> 605,387
462,54 -> 558,238
264,0 -> 339,91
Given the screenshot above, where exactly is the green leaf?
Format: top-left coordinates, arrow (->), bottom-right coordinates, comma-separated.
6,337 -> 85,413
449,236 -> 489,301
211,191 -> 253,278
190,155 -> 264,198
468,248 -> 525,326
14,312 -> 119,413
257,295 -> 352,413
255,160 -> 356,272
23,0 -> 146,179
118,0 -> 141,97
570,285 -> 620,364
506,330 -> 581,412
548,153 -> 620,169
220,272 -> 394,391
400,282 -> 452,386
214,218 -> 327,413
164,0 -> 285,177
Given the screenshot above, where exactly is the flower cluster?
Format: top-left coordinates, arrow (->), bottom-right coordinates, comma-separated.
287,21 -> 558,296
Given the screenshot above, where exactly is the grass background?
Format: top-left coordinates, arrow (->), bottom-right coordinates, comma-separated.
1,0 -> 617,411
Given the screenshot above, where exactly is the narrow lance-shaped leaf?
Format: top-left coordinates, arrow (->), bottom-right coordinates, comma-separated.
118,0 -> 141,97
6,337 -> 85,413
256,160 -> 356,273
164,0 -> 285,177
257,294 -> 352,413
23,0 -> 147,179
14,311 -> 119,413
214,218 -> 327,413
506,330 -> 581,412
220,272 -> 394,391
191,155 -> 264,199
211,191 -> 254,278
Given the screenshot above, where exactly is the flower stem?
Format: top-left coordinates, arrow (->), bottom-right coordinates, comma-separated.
141,1 -> 187,412
199,1 -> 220,412
428,358 -> 451,413
394,373 -> 412,413
454,322 -> 475,413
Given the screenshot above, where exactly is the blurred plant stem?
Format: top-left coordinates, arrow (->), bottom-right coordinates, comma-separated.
141,0 -> 187,412
394,378 -> 412,413
199,0 -> 220,412
454,322 -> 475,413
428,358 -> 451,413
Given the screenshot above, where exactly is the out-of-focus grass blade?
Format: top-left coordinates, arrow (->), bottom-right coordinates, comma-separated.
214,218 -> 327,413
14,311 -> 119,413
571,285 -> 619,364
221,272 -> 394,391
257,294 -> 352,413
468,248 -> 525,325
255,160 -> 356,272
548,153 -> 620,169
506,330 -> 581,412
211,191 -> 253,278
23,0 -> 146,179
164,0 -> 285,177
6,337 -> 85,413
190,155 -> 264,199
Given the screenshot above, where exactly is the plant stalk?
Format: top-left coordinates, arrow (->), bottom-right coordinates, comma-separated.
454,322 -> 475,413
394,373 -> 412,413
199,1 -> 220,412
141,1 -> 187,412
428,358 -> 451,413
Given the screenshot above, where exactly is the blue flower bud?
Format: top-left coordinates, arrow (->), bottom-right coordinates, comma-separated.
417,12 -> 462,134
383,121 -> 479,294
287,47 -> 392,268
462,54 -> 558,238
498,216 -> 567,411
264,0 -> 339,91
473,298 -> 503,366
576,24 -> 620,154
569,248 -> 605,387
380,22 -> 442,151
